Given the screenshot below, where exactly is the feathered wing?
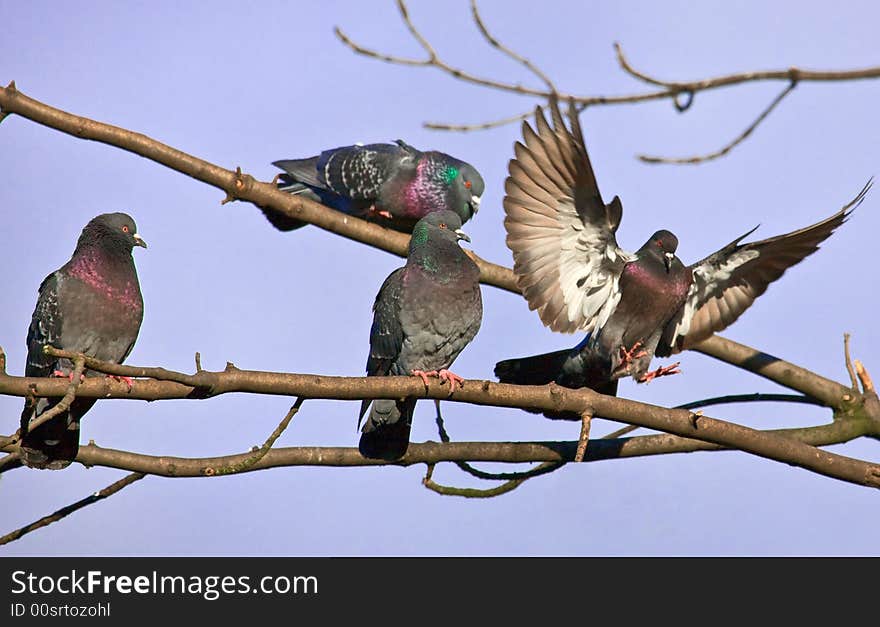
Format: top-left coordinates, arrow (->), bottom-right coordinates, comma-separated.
657,180 -> 872,356
24,273 -> 63,378
503,98 -> 633,334
19,272 -> 82,470
358,267 -> 405,424
317,143 -> 417,200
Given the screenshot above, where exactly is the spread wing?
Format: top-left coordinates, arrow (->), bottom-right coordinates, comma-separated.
657,180 -> 872,356
503,98 -> 634,334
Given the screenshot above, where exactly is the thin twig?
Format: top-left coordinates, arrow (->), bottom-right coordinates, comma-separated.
422,463 -> 530,498
207,398 -> 305,476
470,0 -> 557,93
23,355 -> 86,434
855,361 -> 875,395
334,0 -> 551,98
603,424 -> 639,439
0,472 -> 146,546
575,411 -> 592,462
433,400 -> 564,481
675,392 -> 823,411
601,393 -> 820,438
638,81 -> 797,164
844,333 -> 860,391
424,109 -> 534,132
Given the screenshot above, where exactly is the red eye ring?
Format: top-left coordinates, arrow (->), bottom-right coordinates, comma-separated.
655,240 -> 662,247
122,225 -> 130,233
464,180 -> 472,189
439,223 -> 447,229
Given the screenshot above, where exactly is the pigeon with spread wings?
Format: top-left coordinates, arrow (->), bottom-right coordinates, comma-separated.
494,99 -> 870,411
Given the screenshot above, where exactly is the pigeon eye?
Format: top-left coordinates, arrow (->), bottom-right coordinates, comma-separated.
655,239 -> 662,248
464,180 -> 472,189
122,225 -> 130,233
439,223 -> 447,229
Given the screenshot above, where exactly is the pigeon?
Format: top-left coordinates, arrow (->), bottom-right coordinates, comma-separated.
263,140 -> 485,233
19,213 -> 147,469
358,210 -> 483,460
494,99 -> 870,416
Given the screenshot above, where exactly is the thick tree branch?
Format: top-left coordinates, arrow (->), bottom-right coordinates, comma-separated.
0,82 -> 513,292
1,414 -> 872,485
2,350 -> 878,488
692,336 -> 854,407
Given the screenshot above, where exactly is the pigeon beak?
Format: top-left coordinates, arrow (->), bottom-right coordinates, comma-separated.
470,195 -> 481,213
664,251 -> 674,272
133,233 -> 148,249
454,229 -> 471,243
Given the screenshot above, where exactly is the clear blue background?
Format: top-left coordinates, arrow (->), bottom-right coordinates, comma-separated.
1,0 -> 878,556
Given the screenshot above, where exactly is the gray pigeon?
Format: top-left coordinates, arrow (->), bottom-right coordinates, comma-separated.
20,213 -> 146,469
359,210 -> 483,460
264,141 -> 485,233
495,99 -> 870,415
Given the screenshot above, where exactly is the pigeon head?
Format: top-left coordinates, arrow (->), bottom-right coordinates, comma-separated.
76,212 -> 147,256
640,230 -> 680,272
428,153 -> 485,221
410,210 -> 470,251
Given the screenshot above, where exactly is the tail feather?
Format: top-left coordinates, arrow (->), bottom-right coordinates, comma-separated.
494,348 -> 574,386
272,157 -> 322,189
358,398 -> 416,461
19,397 -> 94,470
261,174 -> 325,231
495,347 -> 617,420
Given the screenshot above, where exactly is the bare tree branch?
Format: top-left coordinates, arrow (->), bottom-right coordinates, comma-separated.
422,462 -> 536,498
208,398 -> 304,476
844,333 -> 860,391
21,354 -> 86,435
333,3 -> 880,162
433,400 -> 565,482
0,472 -> 146,546
637,80 -> 798,164
1,349 -> 879,488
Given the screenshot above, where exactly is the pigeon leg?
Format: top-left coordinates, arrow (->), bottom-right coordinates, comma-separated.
52,370 -> 85,382
437,369 -> 465,390
368,205 -> 394,220
106,374 -> 134,391
613,341 -> 649,375
411,369 -> 440,388
637,362 -> 682,384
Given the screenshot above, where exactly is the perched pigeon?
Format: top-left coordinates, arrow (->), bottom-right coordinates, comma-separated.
19,213 -> 147,469
359,210 -> 483,460
263,140 -> 485,232
495,99 -> 870,414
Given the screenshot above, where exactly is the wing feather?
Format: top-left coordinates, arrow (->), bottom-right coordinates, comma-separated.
658,180 -> 872,355
503,98 -> 634,334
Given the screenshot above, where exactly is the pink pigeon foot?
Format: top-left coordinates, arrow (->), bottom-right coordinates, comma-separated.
411,369 -> 439,387
437,369 -> 465,390
52,370 -> 85,382
106,374 -> 134,391
613,341 -> 649,375
637,362 -> 681,384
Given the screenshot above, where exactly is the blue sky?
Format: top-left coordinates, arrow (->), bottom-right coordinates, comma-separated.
1,0 -> 878,556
